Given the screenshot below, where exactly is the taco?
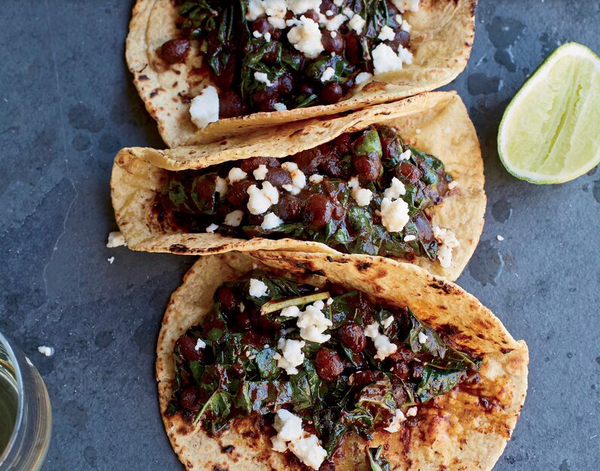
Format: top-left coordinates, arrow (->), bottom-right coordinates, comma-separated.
111,92 -> 485,280
126,0 -> 477,147
156,251 -> 528,471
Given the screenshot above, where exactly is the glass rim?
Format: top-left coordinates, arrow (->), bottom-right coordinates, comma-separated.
0,331 -> 25,465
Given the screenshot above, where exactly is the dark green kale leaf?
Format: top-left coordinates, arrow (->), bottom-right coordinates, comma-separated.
354,379 -> 396,426
415,366 -> 469,403
235,380 -> 293,414
289,360 -> 326,412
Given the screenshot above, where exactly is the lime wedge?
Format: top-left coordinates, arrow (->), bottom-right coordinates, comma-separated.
498,42 -> 600,184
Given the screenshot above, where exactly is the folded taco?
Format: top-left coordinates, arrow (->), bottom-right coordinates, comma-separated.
111,92 -> 484,280
156,251 -> 528,471
126,0 -> 477,147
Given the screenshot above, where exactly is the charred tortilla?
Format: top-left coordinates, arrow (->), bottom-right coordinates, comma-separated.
156,251 -> 528,471
126,0 -> 477,147
111,92 -> 485,280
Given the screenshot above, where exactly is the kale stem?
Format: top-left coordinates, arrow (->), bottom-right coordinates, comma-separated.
260,292 -> 331,315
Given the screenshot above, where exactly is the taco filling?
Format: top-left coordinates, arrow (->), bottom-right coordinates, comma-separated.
157,124 -> 460,266
166,270 -> 481,470
162,0 -> 420,126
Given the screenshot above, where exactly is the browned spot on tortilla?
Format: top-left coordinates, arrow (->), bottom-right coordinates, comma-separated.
428,279 -> 458,295
219,140 -> 228,146
355,261 -> 372,272
213,466 -> 228,471
138,74 -> 149,81
172,81 -> 178,87
376,268 -> 388,278
169,244 -> 190,253
221,445 -> 235,454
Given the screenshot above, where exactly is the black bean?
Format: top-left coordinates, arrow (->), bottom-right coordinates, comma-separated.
352,154 -> 383,181
315,348 -> 344,382
337,322 -> 366,353
278,195 -> 303,221
319,82 -> 343,105
180,387 -> 201,411
266,167 -> 292,187
240,157 -> 280,173
219,90 -> 247,118
160,39 -> 190,64
303,194 -> 333,227
216,286 -> 239,313
227,180 -> 253,206
322,30 -> 345,54
176,336 -> 204,362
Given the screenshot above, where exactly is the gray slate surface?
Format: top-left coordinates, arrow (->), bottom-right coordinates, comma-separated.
0,0 -> 599,470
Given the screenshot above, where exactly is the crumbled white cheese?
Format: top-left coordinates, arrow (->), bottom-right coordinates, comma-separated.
383,177 -> 406,200
331,31 -> 338,38
271,410 -> 327,470
433,226 -> 460,268
37,346 -> 54,357
283,301 -> 332,344
254,71 -> 273,87
380,197 -> 410,233
194,339 -> 206,351
224,210 -> 244,227
321,66 -> 335,82
326,297 -> 334,305
348,13 -> 366,33
253,164 -> 269,180
365,322 -> 398,360
253,30 -> 263,38
398,44 -> 414,65
309,174 -> 324,184
406,406 -> 418,417
264,0 -> 288,19
206,223 -> 219,233
326,9 -> 334,16
215,176 -> 229,195
382,316 -> 394,329
333,0 -> 343,5
246,0 -> 266,20
287,16 -> 324,59
399,149 -> 412,160
392,0 -> 420,12
351,187 -> 373,207
274,338 -> 306,374
378,25 -> 396,41
273,102 -> 287,111
497,234 -> 505,241
355,72 -> 373,85
418,331 -> 428,344
401,19 -> 411,33
297,300 -> 332,343
189,86 -> 219,129
288,0 -> 321,15
372,43 -> 404,75
106,231 -> 126,248
264,32 -> 272,41
404,234 -> 416,242
247,182 -> 279,215
289,434 -> 327,470
395,14 -> 403,24
274,409 -> 304,442
249,278 -> 270,297
448,180 -> 459,190
228,167 -> 248,184
322,13 -> 348,31
261,212 -> 284,230
384,408 -> 406,433
348,176 -> 359,189
281,162 -> 298,172
107,256 -> 115,264
282,162 -> 306,195
269,16 -> 287,29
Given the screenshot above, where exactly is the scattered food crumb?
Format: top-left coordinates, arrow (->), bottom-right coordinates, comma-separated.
416,128 -> 421,134
37,346 -> 55,357
106,231 -> 126,248
107,256 -> 115,264
497,235 -> 505,241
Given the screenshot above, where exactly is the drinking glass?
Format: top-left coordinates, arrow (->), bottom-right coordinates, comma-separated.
0,332 -> 51,471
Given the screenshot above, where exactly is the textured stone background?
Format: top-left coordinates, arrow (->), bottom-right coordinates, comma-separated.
0,1 -> 599,470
